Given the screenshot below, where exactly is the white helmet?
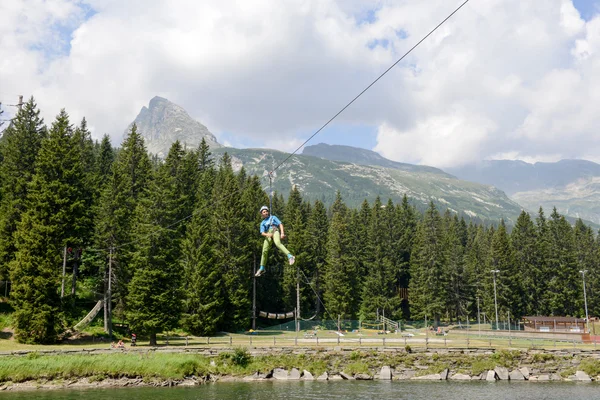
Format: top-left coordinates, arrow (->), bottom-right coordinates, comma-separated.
260,206 -> 269,213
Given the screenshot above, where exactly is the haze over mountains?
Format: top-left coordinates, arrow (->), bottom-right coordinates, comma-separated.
127,97 -> 600,225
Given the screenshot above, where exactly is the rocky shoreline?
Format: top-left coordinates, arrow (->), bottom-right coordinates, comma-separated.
2,348 -> 600,391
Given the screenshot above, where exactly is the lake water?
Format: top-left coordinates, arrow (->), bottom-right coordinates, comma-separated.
3,381 -> 600,400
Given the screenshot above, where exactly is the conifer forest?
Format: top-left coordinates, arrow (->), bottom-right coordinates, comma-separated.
1,98 -> 599,344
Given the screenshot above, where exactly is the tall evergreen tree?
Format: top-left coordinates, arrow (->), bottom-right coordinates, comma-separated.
323,192 -> 355,320
409,202 -> 446,324
573,219 -> 597,318
485,219 -> 518,327
211,153 -> 251,330
180,153 -> 222,335
511,211 -> 540,316
534,207 -> 552,315
395,194 -> 418,319
0,97 -> 45,280
93,124 -> 152,316
305,200 -> 328,317
546,208 -> 578,316
10,109 -> 86,343
126,152 -> 184,345
281,186 -> 305,310
444,214 -> 467,321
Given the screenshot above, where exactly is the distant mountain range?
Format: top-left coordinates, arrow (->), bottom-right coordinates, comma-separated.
214,146 -> 522,223
447,160 -> 600,225
125,96 -> 600,225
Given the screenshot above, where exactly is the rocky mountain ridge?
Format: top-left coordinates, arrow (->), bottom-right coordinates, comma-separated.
127,96 -> 221,157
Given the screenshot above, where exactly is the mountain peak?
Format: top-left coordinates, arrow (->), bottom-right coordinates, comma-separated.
126,97 -> 221,157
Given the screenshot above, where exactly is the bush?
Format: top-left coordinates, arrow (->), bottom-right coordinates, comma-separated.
231,347 -> 251,367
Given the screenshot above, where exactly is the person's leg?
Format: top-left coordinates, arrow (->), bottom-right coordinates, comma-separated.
256,236 -> 272,276
273,231 -> 295,265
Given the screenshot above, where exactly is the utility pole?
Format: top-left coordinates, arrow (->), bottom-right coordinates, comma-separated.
252,254 -> 256,330
491,269 -> 500,331
107,248 -> 113,339
296,264 -> 300,333
580,270 -> 590,333
477,295 -> 481,337
17,95 -> 23,111
61,246 -> 67,298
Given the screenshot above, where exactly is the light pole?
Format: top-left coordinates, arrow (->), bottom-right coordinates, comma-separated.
491,270 -> 500,331
580,270 -> 590,333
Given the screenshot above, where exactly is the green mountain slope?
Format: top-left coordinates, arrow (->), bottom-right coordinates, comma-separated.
214,147 -> 523,223
302,143 -> 452,177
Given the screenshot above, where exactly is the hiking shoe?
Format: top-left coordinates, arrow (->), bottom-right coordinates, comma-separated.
255,266 -> 265,277
288,255 -> 295,266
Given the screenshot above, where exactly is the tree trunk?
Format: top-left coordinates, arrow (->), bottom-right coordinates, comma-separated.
149,332 -> 157,346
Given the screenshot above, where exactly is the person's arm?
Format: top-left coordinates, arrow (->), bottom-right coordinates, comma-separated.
279,223 -> 285,239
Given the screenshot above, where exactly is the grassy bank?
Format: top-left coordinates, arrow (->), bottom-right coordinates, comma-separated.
4,348 -> 598,384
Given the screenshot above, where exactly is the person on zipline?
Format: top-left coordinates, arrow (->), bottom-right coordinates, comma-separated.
255,205 -> 295,277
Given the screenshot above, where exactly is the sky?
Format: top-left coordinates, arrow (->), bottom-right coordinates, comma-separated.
1,0 -> 600,168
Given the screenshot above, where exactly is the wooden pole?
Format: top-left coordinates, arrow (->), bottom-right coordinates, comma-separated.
61,246 -> 67,298
252,253 -> 256,330
296,264 -> 300,333
108,248 -> 113,339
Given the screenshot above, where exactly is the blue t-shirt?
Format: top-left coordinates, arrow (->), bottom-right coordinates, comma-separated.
260,215 -> 282,233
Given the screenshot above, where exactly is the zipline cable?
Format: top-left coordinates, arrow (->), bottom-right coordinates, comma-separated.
268,0 -> 471,176
86,0 -> 471,256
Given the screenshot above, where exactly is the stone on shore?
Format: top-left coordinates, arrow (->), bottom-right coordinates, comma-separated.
340,372 -> 354,380
412,374 -> 442,380
486,370 -> 497,381
440,368 -> 449,380
509,369 -> 525,380
380,366 -> 392,380
572,371 -> 591,382
273,368 -> 288,380
289,368 -> 301,380
355,373 -> 373,380
302,370 -> 314,380
317,372 -> 328,381
494,366 -> 509,380
450,373 -> 471,380
519,367 -> 530,378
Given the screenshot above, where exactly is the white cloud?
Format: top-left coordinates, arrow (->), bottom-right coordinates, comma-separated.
1,0 -> 600,167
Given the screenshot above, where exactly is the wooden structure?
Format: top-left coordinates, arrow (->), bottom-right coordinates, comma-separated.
522,316 -> 586,333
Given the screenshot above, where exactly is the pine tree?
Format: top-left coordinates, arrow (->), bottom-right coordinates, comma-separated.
10,109 -> 86,343
0,97 -> 45,281
511,211 -> 540,316
360,197 -> 399,319
180,159 -> 223,335
211,153 -> 251,330
93,124 -> 152,317
444,214 -> 467,321
322,192 -> 355,319
408,202 -> 446,325
463,224 -> 490,321
486,219 -> 518,327
546,208 -> 578,316
126,154 -> 184,345
282,186 -> 305,310
395,194 -> 418,319
573,219 -> 597,318
304,200 -> 328,317
534,207 -> 552,315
